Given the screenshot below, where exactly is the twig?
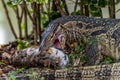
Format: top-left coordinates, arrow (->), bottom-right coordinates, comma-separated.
73,0 -> 78,15
61,0 -> 69,15
36,3 -> 41,43
23,1 -> 28,39
80,0 -> 84,15
55,0 -> 67,16
31,2 -> 37,44
52,0 -> 57,11
1,0 -> 17,39
84,5 -> 89,16
23,0 -> 33,22
13,6 -> 22,39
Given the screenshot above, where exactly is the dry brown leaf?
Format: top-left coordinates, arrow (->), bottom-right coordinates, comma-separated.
2,52 -> 11,60
0,68 -> 4,77
0,45 -> 2,49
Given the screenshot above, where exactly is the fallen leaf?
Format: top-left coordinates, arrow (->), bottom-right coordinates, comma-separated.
0,68 -> 4,77
0,45 -> 2,49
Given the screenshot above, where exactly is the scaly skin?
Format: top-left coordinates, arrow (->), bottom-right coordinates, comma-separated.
39,16 -> 120,65
5,16 -> 120,67
1,63 -> 120,80
2,16 -> 120,79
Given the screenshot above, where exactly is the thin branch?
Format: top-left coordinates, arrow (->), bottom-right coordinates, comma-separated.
13,6 -> 22,39
1,0 -> 17,39
23,1 -> 28,39
80,0 -> 84,15
31,2 -> 37,44
36,3 -> 41,43
52,0 -> 57,11
48,0 -> 51,22
61,0 -> 69,15
84,5 -> 89,16
23,0 -> 34,22
73,0 -> 78,15
55,0 -> 67,16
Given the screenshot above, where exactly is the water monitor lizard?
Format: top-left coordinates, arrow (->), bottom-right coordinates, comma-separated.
1,16 -> 120,79
39,16 -> 120,65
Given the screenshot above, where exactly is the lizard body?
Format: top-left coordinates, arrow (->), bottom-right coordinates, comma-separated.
39,16 -> 120,65
2,16 -> 120,79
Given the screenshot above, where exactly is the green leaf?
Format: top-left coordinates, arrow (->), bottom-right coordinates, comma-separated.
9,75 -> 16,80
17,39 -> 30,51
88,40 -> 94,46
83,0 -> 91,4
7,0 -> 22,6
80,56 -> 87,63
26,0 -> 34,2
90,10 -> 101,17
71,10 -> 81,15
89,4 -> 98,11
7,1 -> 15,8
91,0 -> 97,4
0,61 -> 6,66
116,9 -> 120,13
40,77 -> 45,80
21,23 -> 25,30
75,46 -> 80,52
37,0 -> 48,3
115,0 -> 120,4
104,57 -> 114,64
98,0 -> 107,7
68,52 -> 75,62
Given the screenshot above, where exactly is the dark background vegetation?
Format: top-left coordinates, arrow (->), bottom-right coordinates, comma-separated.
1,0 -> 120,44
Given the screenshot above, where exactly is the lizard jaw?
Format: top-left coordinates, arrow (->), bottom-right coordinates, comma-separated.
54,34 -> 65,49
54,37 -> 61,49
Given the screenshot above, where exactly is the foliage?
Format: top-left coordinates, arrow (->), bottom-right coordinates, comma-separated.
104,57 -> 116,64
0,61 -> 6,66
17,39 -> 30,51
68,38 -> 87,63
8,68 -> 25,80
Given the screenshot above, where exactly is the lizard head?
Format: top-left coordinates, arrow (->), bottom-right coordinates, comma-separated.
39,24 -> 66,57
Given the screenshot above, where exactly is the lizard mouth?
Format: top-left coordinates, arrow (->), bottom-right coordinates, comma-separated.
54,37 -> 61,49
54,34 -> 65,49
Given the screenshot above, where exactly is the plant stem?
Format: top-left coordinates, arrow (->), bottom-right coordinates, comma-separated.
36,3 -> 41,43
73,0 -> 78,15
80,0 -> 84,15
61,0 -> 69,15
109,0 -> 115,18
32,2 -> 37,44
13,6 -> 22,39
84,5 -> 89,16
55,0 -> 66,16
23,1 -> 28,39
1,0 -> 18,39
